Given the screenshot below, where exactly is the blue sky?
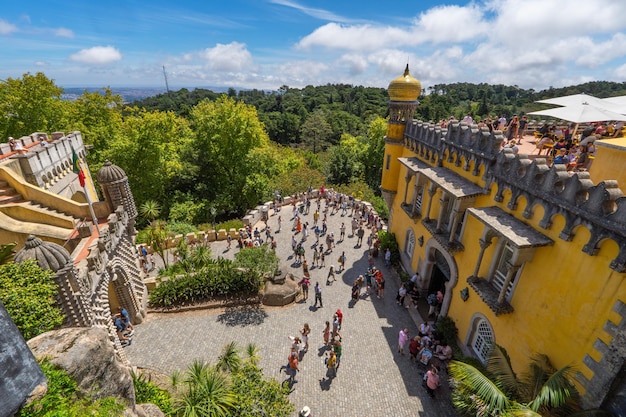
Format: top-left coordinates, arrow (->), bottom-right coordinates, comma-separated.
2,0 -> 626,91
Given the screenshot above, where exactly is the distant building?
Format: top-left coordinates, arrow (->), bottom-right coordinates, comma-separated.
0,131 -> 147,361
381,66 -> 626,413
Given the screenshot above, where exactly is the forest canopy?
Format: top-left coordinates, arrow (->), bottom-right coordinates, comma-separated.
3,72 -> 625,226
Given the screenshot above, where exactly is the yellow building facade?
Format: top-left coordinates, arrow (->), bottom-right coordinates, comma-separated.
381,67 -> 626,411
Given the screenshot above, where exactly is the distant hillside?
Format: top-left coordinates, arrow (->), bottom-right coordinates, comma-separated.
61,86 -> 231,103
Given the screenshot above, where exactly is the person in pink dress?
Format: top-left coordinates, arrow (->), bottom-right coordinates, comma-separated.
397,328 -> 410,355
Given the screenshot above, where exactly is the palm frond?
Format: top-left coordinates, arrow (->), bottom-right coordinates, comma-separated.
217,341 -> 241,373
245,343 -> 260,366
528,364 -> 579,412
487,344 -> 521,400
449,360 -> 511,415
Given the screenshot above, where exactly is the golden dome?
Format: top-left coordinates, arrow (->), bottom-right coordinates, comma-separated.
387,64 -> 421,102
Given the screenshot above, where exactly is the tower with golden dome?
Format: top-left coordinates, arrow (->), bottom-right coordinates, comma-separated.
381,64 -> 421,209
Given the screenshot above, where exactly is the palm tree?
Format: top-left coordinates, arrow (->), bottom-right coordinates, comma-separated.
449,344 -> 602,417
173,359 -> 236,417
216,341 -> 242,373
245,343 -> 260,366
140,200 -> 161,221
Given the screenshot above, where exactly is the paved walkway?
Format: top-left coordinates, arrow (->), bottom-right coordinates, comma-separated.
126,203 -> 458,417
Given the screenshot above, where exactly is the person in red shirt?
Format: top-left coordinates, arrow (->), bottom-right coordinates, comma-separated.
335,308 -> 343,330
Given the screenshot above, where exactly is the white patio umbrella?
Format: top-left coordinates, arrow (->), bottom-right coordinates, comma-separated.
528,102 -> 626,123
536,93 -> 626,114
528,102 -> 626,143
602,95 -> 626,111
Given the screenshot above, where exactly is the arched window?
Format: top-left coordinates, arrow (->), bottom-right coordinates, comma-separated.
405,229 -> 415,260
471,318 -> 494,363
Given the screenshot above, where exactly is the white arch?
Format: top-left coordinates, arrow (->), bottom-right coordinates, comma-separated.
465,313 -> 495,364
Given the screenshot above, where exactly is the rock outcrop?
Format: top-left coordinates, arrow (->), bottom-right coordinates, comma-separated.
261,272 -> 300,306
27,327 -> 135,404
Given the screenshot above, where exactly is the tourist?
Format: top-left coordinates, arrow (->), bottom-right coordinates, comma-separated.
287,348 -> 299,383
338,251 -> 346,272
357,226 -> 365,246
116,306 -> 134,332
384,248 -> 391,267
322,320 -> 331,346
506,115 -> 519,141
351,280 -> 360,303
435,342 -> 453,362
277,216 -> 282,232
299,406 -> 311,417
113,315 -> 132,346
333,339 -> 343,370
375,268 -> 385,299
398,328 -> 410,355
298,275 -> 310,301
313,282 -> 323,308
418,321 -> 432,338
425,365 -> 440,398
518,115 -> 528,139
409,336 -> 422,362
320,251 -> 326,267
300,323 -> 311,351
312,247 -> 319,267
332,314 -> 340,337
339,222 -> 345,241
396,283 -> 407,306
335,308 -> 343,330
327,265 -> 336,285
325,350 -> 337,378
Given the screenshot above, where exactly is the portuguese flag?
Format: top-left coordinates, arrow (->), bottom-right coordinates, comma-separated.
72,148 -> 86,187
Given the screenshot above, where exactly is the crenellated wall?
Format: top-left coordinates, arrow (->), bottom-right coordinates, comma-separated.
404,119 -> 626,272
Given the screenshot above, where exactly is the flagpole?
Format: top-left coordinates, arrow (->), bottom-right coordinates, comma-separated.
72,146 -> 99,234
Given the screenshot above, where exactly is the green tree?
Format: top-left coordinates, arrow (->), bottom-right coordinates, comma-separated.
0,260 -> 64,340
300,110 -> 333,153
0,72 -> 65,139
188,96 -> 271,215
103,108 -> 193,211
360,116 -> 387,191
234,245 -> 280,278
449,344 -> 599,417
63,88 -> 124,164
325,134 -> 363,186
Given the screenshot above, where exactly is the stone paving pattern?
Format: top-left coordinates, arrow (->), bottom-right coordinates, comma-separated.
126,202 -> 459,417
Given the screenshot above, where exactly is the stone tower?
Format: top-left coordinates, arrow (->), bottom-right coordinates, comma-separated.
380,64 -> 421,211
14,235 -> 94,328
97,161 -> 138,226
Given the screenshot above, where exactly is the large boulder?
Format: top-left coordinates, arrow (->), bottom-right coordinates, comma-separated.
262,273 -> 300,306
27,327 -> 135,405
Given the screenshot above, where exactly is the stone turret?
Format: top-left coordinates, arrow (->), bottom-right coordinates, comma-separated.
15,235 -> 94,327
97,161 -> 137,222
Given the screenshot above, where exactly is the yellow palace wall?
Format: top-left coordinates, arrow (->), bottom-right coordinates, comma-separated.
388,146 -> 626,388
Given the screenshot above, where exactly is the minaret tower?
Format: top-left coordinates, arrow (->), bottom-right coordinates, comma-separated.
380,64 -> 421,210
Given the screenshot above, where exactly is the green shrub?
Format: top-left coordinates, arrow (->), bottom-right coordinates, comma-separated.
234,245 -> 280,277
0,260 -> 64,340
165,221 -> 196,236
377,230 -> 400,266
149,258 -> 262,308
215,219 -> 244,231
18,359 -> 125,417
132,372 -> 173,416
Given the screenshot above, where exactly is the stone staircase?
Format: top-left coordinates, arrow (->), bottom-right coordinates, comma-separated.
0,179 -> 83,238
0,180 -> 23,204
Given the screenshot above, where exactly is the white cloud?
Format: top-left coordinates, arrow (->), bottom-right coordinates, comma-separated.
412,4 -> 488,44
200,42 -> 253,72
297,23 -> 415,51
34,61 -> 48,67
70,46 -> 122,65
54,28 -> 74,38
0,19 -> 18,35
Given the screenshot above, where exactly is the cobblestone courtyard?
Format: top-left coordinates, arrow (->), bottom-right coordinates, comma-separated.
126,203 -> 458,416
